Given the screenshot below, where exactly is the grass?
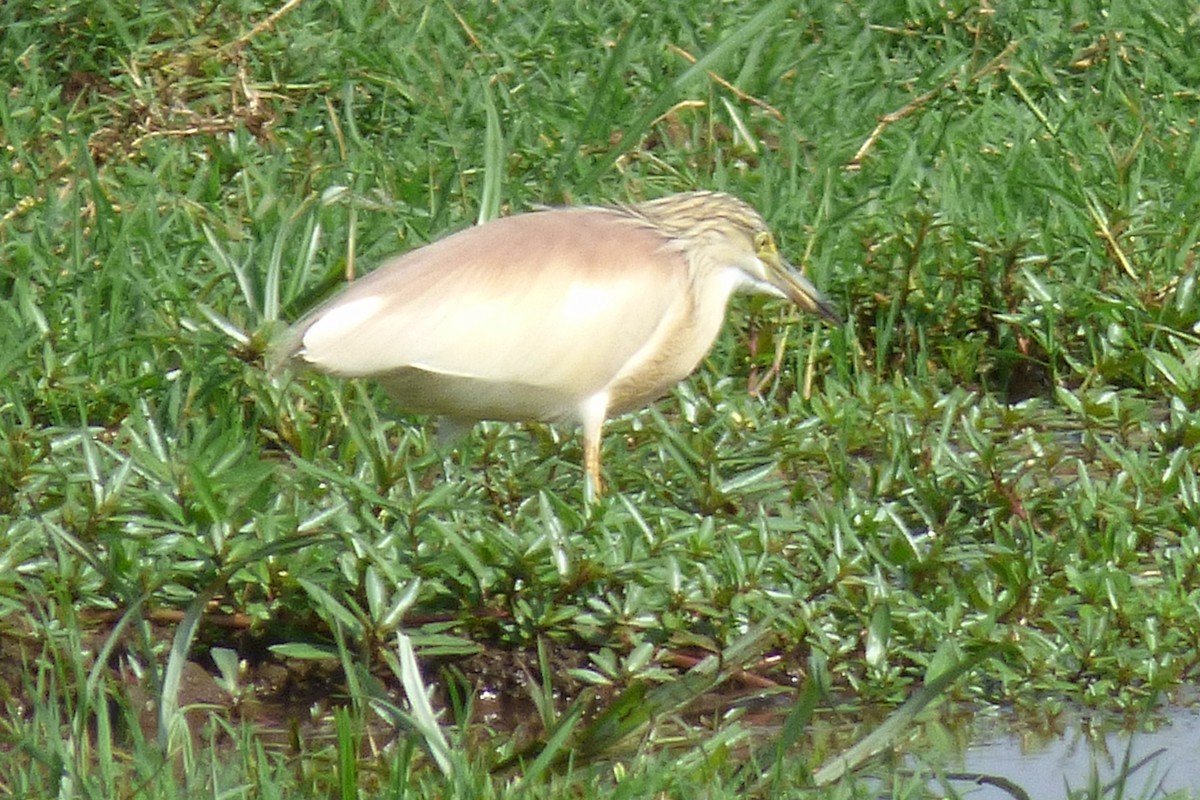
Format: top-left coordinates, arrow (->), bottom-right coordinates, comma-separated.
2,0 -> 1199,796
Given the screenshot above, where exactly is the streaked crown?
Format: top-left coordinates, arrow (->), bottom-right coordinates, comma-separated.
620,190 -> 783,272
627,191 -> 768,239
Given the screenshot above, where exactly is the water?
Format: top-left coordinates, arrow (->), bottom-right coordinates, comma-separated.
921,704 -> 1200,798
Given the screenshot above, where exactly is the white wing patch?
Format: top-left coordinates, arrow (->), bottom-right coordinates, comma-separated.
561,280 -> 623,320
301,295 -> 386,357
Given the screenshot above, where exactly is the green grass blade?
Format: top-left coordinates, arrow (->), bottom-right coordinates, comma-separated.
395,632 -> 455,778
576,0 -> 791,192
478,78 -> 504,225
812,644 -> 1002,786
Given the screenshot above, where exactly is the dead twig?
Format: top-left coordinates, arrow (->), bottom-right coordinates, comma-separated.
668,44 -> 784,121
225,0 -> 306,54
847,40 -> 1018,171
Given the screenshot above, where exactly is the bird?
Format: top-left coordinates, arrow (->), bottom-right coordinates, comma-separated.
275,190 -> 841,500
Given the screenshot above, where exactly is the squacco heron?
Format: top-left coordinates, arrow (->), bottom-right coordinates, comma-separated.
277,191 -> 840,497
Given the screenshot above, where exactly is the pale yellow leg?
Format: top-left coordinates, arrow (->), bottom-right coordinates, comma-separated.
580,393 -> 608,504
583,432 -> 603,503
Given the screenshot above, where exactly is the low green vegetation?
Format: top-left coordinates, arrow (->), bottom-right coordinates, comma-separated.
1,0 -> 1198,797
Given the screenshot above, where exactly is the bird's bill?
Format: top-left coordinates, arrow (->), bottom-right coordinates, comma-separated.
769,259 -> 843,324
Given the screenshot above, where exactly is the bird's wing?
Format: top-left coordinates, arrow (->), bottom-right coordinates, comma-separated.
288,208 -> 688,397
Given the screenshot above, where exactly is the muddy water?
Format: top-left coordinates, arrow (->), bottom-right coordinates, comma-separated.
914,704 -> 1200,798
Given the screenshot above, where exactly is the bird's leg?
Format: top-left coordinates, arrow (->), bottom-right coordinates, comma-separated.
433,416 -> 474,484
583,434 -> 603,504
580,394 -> 609,504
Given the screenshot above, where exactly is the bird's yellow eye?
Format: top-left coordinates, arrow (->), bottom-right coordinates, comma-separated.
754,231 -> 777,258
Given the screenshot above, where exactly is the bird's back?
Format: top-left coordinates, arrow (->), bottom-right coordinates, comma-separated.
281,207 -> 693,423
